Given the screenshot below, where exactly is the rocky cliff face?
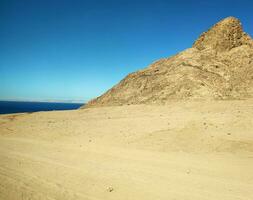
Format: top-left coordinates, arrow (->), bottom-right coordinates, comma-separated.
83,17 -> 253,108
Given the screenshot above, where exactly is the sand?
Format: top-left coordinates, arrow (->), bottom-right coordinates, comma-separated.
0,100 -> 253,200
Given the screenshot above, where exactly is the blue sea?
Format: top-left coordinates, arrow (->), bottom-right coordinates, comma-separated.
0,101 -> 84,114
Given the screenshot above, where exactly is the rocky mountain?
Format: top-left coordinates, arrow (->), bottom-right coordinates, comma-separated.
83,17 -> 253,108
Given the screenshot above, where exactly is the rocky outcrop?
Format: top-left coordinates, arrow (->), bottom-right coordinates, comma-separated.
193,17 -> 253,51
82,17 -> 253,108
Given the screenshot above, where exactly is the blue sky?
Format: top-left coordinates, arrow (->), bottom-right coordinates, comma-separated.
1,0 -> 253,102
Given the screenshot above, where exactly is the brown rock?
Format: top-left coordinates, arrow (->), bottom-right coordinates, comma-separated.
193,17 -> 253,52
82,17 -> 253,108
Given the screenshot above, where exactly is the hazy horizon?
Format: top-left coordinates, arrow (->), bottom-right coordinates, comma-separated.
0,98 -> 85,103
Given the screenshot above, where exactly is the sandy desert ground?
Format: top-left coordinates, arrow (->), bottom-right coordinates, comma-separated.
0,100 -> 253,200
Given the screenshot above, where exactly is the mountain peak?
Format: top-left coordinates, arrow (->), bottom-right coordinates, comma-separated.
218,16 -> 241,26
82,17 -> 253,108
193,17 -> 252,52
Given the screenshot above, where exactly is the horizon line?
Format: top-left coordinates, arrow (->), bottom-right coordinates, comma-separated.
0,99 -> 86,104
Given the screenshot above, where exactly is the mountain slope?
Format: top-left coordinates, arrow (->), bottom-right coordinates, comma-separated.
83,17 -> 253,108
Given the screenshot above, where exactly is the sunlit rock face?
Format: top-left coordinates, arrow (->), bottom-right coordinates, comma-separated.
83,17 -> 253,108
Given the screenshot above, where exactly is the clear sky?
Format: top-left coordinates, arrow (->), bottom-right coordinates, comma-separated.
1,0 -> 253,103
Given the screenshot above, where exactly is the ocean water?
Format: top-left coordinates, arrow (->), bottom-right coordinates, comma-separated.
0,101 -> 84,114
